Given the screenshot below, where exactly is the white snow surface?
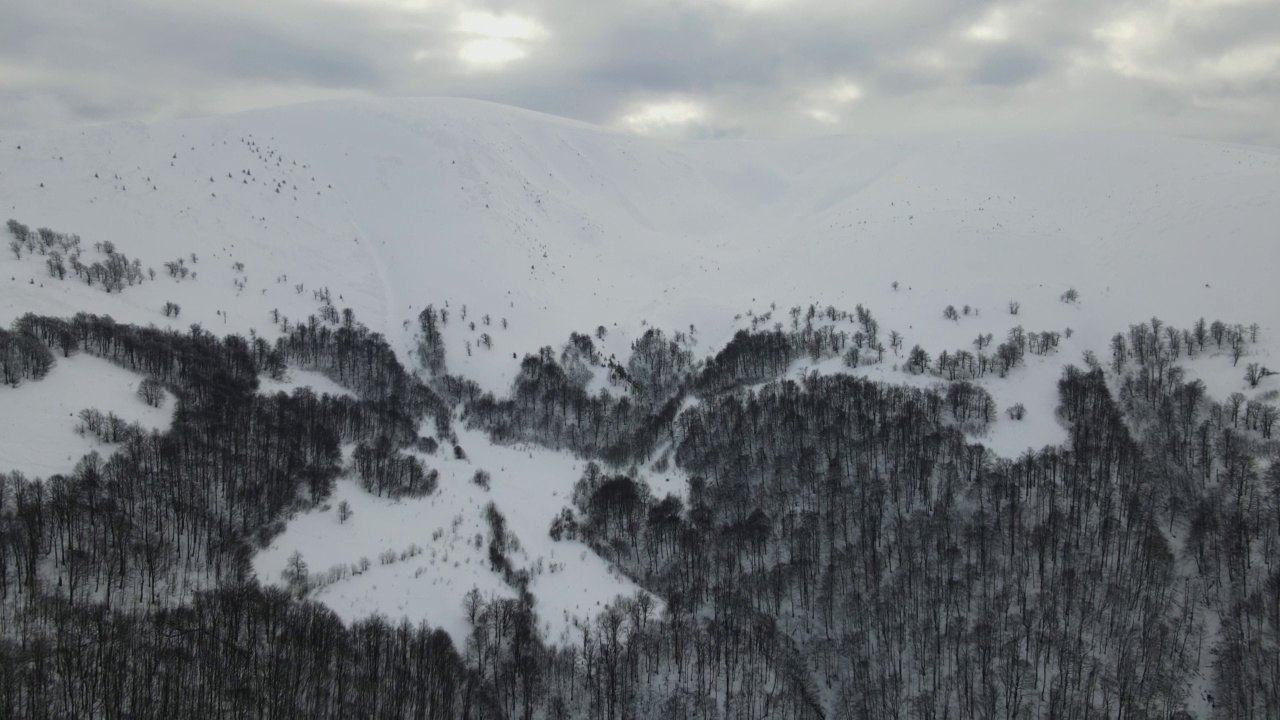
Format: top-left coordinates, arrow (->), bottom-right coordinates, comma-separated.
3,97 -> 1279,643
257,368 -> 355,399
0,354 -> 173,478
253,426 -> 651,647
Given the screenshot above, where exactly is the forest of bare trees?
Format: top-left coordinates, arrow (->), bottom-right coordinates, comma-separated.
1,288 -> 1277,718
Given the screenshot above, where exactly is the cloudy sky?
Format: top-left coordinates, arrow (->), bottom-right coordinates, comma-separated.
2,0 -> 1278,142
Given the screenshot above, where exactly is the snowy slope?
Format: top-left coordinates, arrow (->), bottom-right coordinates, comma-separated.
3,97 -> 1279,644
5,99 -> 1278,396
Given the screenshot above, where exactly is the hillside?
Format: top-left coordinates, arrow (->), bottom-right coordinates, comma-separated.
5,100 -> 1278,454
2,98 -> 1279,718
4,98 -> 1278,380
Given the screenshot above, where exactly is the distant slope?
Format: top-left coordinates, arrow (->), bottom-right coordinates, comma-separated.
3,98 -> 1277,397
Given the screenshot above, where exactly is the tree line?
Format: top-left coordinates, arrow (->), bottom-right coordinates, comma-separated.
2,285 -> 1276,718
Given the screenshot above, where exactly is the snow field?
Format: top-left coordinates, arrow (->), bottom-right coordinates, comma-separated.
0,353 -> 173,478
254,424 -> 654,647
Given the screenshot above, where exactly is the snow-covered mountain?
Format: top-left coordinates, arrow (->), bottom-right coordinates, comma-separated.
3,97 -> 1278,649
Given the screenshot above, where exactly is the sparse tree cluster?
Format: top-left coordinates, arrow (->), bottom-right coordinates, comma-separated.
1112,316 -> 1257,377
6,219 -> 149,291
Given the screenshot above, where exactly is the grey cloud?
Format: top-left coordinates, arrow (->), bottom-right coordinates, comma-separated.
0,0 -> 1276,144
870,67 -> 942,97
135,15 -> 385,87
0,1 -> 393,85
1169,3 -> 1280,56
972,46 -> 1050,87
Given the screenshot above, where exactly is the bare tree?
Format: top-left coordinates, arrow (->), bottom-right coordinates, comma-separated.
137,378 -> 165,408
1245,363 -> 1263,388
1227,392 -> 1247,427
283,551 -> 309,597
1110,333 -> 1127,374
1231,338 -> 1246,367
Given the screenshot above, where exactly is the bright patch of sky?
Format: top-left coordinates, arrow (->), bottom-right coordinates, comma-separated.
618,99 -> 708,136
454,11 -> 548,69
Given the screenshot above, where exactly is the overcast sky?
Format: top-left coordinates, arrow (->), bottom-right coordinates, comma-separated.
1,0 -> 1277,143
